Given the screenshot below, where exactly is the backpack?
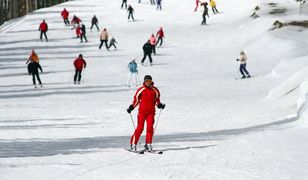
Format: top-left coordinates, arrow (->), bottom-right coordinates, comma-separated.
129,61 -> 137,73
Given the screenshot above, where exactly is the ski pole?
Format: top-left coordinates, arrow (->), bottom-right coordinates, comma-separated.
154,109 -> 163,134
129,113 -> 136,130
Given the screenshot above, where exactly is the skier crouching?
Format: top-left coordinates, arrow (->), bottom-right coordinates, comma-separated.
127,75 -> 165,152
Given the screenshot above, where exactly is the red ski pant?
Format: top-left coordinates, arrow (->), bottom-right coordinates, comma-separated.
130,112 -> 155,145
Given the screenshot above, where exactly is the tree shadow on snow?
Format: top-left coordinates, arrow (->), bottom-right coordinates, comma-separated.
0,116 -> 296,158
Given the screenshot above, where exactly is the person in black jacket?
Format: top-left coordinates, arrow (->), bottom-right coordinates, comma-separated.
90,15 -> 99,31
27,61 -> 43,88
201,2 -> 210,25
80,23 -> 88,43
141,40 -> 153,65
127,5 -> 135,21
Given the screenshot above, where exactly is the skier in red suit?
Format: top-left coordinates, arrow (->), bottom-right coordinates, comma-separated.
127,75 -> 165,152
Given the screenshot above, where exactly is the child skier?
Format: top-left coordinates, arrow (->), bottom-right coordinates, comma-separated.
108,37 -> 118,50
127,59 -> 140,87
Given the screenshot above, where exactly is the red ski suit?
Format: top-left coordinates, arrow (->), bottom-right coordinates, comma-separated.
39,22 -> 48,32
73,58 -> 86,70
130,82 -> 161,145
61,9 -> 69,19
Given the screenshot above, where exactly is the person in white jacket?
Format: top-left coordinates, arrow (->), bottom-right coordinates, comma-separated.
99,28 -> 109,50
236,51 -> 251,79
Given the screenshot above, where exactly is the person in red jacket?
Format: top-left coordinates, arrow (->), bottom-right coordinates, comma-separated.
127,75 -> 165,152
39,19 -> 48,41
61,8 -> 70,26
73,54 -> 87,84
156,27 -> 164,47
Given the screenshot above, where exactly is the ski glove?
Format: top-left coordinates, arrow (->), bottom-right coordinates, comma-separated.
127,105 -> 134,113
157,103 -> 165,109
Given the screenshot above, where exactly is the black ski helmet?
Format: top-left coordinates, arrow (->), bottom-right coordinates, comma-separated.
144,75 -> 152,81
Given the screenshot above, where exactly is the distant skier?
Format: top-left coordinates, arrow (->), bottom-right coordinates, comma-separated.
141,40 -> 153,65
149,34 -> 157,55
236,51 -> 251,79
27,61 -> 43,88
157,0 -> 162,10
127,59 -> 140,87
73,54 -> 87,84
39,19 -> 48,41
80,23 -> 88,43
90,15 -> 99,31
150,0 -> 156,5
121,0 -> 128,9
195,0 -> 200,11
156,27 -> 164,47
108,37 -> 118,50
61,8 -> 70,26
99,28 -> 109,50
127,5 -> 135,21
127,75 -> 165,152
209,0 -> 219,14
201,2 -> 209,25
26,49 -> 39,64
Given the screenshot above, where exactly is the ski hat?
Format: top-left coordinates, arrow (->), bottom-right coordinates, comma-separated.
144,75 -> 152,81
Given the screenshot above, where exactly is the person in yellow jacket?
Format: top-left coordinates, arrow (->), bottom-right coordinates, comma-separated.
209,0 -> 219,14
26,49 -> 39,64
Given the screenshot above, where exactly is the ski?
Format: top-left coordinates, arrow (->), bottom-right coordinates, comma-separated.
144,150 -> 163,154
125,149 -> 145,154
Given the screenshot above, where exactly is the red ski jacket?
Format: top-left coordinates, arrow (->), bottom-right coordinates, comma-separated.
39,22 -> 48,32
73,58 -> 86,71
61,9 -> 69,19
131,83 -> 161,114
156,29 -> 164,38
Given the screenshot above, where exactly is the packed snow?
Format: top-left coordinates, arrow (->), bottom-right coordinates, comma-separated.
0,0 -> 308,179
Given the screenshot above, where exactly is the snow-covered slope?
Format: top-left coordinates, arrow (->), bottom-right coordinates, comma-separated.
1,0 -> 308,179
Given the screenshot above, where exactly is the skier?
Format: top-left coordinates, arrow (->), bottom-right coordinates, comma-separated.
127,5 -> 135,21
236,51 -> 251,79
26,49 -> 39,64
157,0 -> 162,10
61,8 -> 70,26
99,28 -> 109,50
80,23 -> 88,43
108,37 -> 118,50
90,15 -> 99,31
156,27 -> 164,47
201,2 -> 209,25
127,59 -> 140,87
149,34 -> 156,55
27,61 -> 43,88
127,75 -> 165,152
195,0 -> 200,11
150,0 -> 156,5
209,0 -> 219,14
73,54 -> 87,84
38,19 -> 48,41
141,40 -> 153,65
121,0 -> 127,9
